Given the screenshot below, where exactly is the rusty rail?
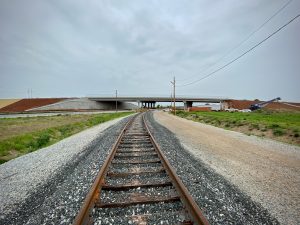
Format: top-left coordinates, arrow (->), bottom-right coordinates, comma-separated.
142,115 -> 210,225
73,115 -> 136,225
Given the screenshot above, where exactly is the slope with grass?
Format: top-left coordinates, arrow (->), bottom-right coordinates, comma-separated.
176,110 -> 300,146
0,112 -> 133,164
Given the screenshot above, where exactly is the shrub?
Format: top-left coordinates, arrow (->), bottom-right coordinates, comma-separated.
204,119 -> 211,123
36,133 -> 51,148
273,128 -> 285,136
191,114 -> 198,119
261,127 -> 268,132
58,126 -> 72,136
215,119 -> 221,125
251,124 -> 260,130
270,124 -> 280,129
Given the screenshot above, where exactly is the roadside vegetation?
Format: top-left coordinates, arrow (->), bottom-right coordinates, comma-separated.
176,110 -> 300,146
0,112 -> 133,164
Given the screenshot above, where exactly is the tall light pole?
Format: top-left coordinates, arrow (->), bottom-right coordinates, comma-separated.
170,76 -> 176,115
115,90 -> 118,112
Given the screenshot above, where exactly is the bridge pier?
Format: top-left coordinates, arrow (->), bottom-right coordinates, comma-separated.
184,101 -> 193,111
140,101 -> 156,109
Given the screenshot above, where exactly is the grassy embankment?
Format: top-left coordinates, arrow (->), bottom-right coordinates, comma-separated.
176,110 -> 300,146
0,112 -> 133,164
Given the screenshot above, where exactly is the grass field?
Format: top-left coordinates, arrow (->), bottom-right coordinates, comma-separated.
176,110 -> 300,146
0,112 -> 133,164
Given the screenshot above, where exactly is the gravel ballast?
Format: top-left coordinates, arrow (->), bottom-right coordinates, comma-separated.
0,115 -> 133,225
145,112 -> 279,225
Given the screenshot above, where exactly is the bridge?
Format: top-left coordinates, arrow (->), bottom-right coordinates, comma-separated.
88,96 -> 229,109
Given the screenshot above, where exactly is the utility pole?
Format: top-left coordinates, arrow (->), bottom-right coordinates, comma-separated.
115,90 -> 118,113
170,76 -> 176,115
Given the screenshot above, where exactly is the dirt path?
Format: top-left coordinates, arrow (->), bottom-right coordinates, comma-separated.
154,111 -> 300,225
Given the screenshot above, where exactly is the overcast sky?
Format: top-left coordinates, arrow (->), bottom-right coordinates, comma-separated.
0,0 -> 299,101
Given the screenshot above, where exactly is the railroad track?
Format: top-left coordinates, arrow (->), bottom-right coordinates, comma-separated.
73,113 -> 209,225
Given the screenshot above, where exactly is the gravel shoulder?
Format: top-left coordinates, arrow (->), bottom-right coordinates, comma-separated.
0,114 -> 133,224
153,111 -> 300,225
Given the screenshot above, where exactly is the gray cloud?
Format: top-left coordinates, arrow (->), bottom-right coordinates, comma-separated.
0,0 -> 299,101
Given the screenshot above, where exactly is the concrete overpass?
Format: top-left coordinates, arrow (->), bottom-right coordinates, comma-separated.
88,97 -> 229,109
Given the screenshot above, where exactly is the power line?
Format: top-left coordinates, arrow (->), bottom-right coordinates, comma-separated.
177,13 -> 300,87
177,0 -> 293,83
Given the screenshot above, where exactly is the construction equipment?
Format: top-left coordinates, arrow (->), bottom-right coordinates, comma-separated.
249,97 -> 281,111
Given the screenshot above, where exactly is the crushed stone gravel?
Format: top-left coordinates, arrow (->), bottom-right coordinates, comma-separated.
93,201 -> 185,224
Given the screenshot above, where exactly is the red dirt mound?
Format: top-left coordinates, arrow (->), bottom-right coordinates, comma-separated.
227,100 -> 300,111
188,107 -> 211,112
0,98 -> 66,113
227,100 -> 256,110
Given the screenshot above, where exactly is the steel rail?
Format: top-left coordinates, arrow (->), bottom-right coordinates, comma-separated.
142,115 -> 210,225
73,114 -> 137,225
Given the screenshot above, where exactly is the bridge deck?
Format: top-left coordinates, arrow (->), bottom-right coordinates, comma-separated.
88,97 -> 228,103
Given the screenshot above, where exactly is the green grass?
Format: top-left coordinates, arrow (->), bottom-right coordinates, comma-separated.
0,112 -> 133,164
176,110 -> 300,145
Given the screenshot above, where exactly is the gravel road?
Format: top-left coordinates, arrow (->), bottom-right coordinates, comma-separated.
0,115 -> 133,225
153,111 -> 300,225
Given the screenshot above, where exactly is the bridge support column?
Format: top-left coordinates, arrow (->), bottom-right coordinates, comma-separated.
220,101 -> 224,111
184,101 -> 193,111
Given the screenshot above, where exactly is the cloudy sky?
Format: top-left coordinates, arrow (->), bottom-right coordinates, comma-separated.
0,0 -> 299,101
